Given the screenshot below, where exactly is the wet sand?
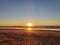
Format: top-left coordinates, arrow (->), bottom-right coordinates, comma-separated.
0,29 -> 60,45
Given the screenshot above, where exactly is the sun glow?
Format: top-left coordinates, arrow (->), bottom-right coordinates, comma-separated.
27,22 -> 32,27
27,22 -> 33,30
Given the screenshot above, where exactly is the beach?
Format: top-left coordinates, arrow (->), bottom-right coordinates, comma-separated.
0,28 -> 60,45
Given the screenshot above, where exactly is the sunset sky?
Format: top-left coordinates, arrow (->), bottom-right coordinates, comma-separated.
0,0 -> 60,26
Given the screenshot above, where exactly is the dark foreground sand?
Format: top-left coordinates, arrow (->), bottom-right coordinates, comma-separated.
0,29 -> 60,45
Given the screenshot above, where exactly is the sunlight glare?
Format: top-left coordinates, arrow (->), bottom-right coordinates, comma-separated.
27,22 -> 32,27
27,22 -> 33,31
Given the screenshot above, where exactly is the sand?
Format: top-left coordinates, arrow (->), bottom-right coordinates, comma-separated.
0,29 -> 60,45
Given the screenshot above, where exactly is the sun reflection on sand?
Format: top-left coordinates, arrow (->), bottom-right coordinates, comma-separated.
28,28 -> 31,30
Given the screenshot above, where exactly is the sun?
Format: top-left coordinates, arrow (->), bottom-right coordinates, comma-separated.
27,22 -> 33,30
27,22 -> 32,27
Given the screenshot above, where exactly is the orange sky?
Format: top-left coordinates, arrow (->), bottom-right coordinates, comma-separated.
0,21 -> 60,26
0,0 -> 60,26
